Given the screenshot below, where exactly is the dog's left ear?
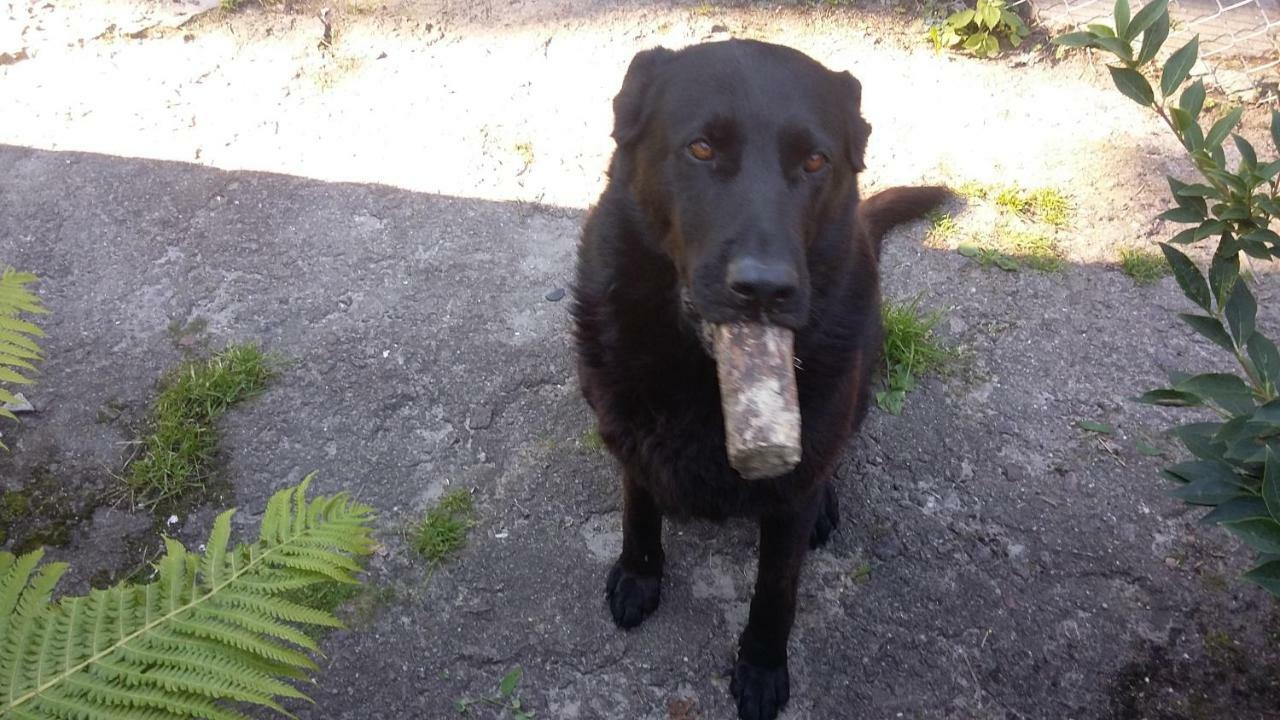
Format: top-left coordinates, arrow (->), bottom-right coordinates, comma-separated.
839,71 -> 872,173
612,46 -> 674,147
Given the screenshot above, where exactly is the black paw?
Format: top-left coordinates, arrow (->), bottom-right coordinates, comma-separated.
730,658 -> 790,720
809,482 -> 840,549
605,561 -> 661,629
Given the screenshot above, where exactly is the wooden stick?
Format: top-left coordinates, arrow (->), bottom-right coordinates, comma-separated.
712,322 -> 801,480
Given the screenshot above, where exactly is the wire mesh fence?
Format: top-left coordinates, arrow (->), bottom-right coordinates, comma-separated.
1010,0 -> 1279,96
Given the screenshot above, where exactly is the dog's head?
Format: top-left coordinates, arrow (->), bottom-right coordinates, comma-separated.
609,39 -> 871,332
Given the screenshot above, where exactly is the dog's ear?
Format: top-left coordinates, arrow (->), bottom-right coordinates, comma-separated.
839,71 -> 872,172
612,47 -> 674,147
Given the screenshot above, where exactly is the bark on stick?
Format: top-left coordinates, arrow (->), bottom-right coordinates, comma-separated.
712,322 -> 801,480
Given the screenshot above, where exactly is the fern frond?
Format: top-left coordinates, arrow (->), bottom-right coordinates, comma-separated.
0,475 -> 375,718
0,267 -> 46,450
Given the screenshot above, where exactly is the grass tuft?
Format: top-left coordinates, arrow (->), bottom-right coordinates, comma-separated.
580,427 -> 605,453
125,343 -> 276,507
1001,226 -> 1065,272
412,489 -> 475,564
1120,247 -> 1170,285
1023,187 -> 1071,227
925,211 -> 959,247
961,182 -> 1071,227
878,297 -> 954,415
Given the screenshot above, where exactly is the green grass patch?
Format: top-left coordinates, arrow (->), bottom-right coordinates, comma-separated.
925,211 -> 959,247
580,427 -> 605,453
878,297 -> 954,415
958,225 -> 1063,273
960,182 -> 1071,227
958,243 -> 1019,271
412,489 -> 475,564
1120,247 -> 1170,285
993,187 -> 1069,227
1001,227 -> 1065,272
124,344 -> 276,507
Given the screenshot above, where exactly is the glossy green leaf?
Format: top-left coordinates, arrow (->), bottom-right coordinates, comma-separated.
1096,37 -> 1136,63
1158,206 -> 1205,223
1179,314 -> 1235,352
1193,219 -> 1228,242
1160,243 -> 1211,311
1166,458 -> 1248,486
1205,107 -> 1244,150
1243,560 -> 1280,595
499,667 -> 523,698
1078,420 -> 1115,434
1128,0 -> 1167,41
1176,421 -> 1227,460
1138,387 -> 1204,406
1201,496 -> 1270,524
1172,181 -> 1221,199
1114,0 -> 1131,38
1179,79 -> 1206,118
1171,476 -> 1249,505
1224,518 -> 1280,554
1266,447 -> 1280,521
1232,134 -> 1258,171
1182,121 -> 1205,152
1225,281 -> 1257,345
1053,30 -> 1097,47
1161,36 -> 1198,97
1243,228 -> 1280,247
1137,8 -> 1170,64
1176,373 -> 1255,415
1208,250 -> 1239,304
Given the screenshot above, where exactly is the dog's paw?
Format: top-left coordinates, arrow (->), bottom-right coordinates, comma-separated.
730,658 -> 790,720
809,482 -> 840,549
606,561 -> 661,629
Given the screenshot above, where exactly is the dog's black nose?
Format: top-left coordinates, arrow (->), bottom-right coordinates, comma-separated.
726,257 -> 798,307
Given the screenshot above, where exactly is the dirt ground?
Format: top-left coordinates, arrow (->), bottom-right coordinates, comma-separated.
2,0 -> 1280,718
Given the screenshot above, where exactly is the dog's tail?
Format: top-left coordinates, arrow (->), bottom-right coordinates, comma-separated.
857,186 -> 952,252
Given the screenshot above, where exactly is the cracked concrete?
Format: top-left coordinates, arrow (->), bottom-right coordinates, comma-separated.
2,0 -> 1280,718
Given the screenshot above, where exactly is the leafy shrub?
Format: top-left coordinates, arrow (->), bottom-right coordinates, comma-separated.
930,0 -> 1030,58
1054,0 -> 1280,596
0,267 -> 47,450
0,476 -> 375,718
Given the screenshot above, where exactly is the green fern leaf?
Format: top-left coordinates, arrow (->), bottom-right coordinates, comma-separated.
0,476 -> 375,718
0,267 -> 43,449
0,317 -> 45,340
0,332 -> 41,355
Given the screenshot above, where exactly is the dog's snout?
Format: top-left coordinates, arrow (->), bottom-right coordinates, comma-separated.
726,257 -> 798,308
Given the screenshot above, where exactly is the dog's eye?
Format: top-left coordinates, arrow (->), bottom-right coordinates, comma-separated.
688,140 -> 715,162
803,153 -> 828,173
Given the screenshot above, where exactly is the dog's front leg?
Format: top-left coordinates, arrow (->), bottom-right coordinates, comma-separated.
731,494 -> 819,720
606,464 -> 664,629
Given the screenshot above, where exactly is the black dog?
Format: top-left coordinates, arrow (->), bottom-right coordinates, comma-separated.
571,39 -> 947,720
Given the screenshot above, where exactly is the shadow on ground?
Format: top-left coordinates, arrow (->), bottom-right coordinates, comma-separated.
1,144 -> 1277,719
